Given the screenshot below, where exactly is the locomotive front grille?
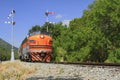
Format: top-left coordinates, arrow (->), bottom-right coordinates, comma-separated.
29,45 -> 52,49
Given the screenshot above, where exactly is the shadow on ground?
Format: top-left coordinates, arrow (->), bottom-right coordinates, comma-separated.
26,76 -> 83,80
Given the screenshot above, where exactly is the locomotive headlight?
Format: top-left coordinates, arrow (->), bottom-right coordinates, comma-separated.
40,35 -> 44,39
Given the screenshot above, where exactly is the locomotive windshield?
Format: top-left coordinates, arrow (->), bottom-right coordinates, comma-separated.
28,31 -> 51,37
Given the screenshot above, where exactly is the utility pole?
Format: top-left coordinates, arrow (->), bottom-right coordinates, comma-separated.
5,9 -> 16,61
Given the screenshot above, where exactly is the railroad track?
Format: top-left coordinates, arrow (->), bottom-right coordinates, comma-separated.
47,62 -> 120,67
23,60 -> 120,67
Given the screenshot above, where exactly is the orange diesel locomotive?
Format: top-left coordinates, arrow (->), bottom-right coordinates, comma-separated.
19,31 -> 52,62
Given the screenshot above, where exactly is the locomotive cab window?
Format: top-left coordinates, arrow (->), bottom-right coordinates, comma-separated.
29,40 -> 35,43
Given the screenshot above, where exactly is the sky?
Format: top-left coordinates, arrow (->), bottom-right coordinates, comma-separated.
0,0 -> 94,48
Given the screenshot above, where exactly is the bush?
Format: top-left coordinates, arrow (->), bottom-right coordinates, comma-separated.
105,48 -> 120,63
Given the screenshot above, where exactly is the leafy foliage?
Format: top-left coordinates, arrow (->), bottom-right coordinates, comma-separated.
29,25 -> 41,33
51,0 -> 120,63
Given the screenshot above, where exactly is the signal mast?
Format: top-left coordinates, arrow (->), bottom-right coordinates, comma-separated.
5,9 -> 16,61
45,10 -> 55,32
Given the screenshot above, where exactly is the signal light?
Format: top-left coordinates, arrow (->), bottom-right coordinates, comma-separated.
12,21 -> 16,25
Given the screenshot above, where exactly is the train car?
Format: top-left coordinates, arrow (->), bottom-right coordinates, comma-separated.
19,31 -> 52,62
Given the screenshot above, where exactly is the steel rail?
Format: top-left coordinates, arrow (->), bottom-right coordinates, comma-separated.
48,62 -> 120,67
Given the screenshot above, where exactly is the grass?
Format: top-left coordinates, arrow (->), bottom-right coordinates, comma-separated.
0,60 -> 37,80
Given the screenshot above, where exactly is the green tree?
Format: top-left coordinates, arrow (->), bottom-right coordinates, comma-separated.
84,0 -> 120,62
29,25 -> 41,33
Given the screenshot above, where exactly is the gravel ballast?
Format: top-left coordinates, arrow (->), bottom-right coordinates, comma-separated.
1,61 -> 119,80
24,62 -> 120,80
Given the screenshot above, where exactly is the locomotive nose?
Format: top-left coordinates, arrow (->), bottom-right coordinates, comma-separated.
20,31 -> 52,62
